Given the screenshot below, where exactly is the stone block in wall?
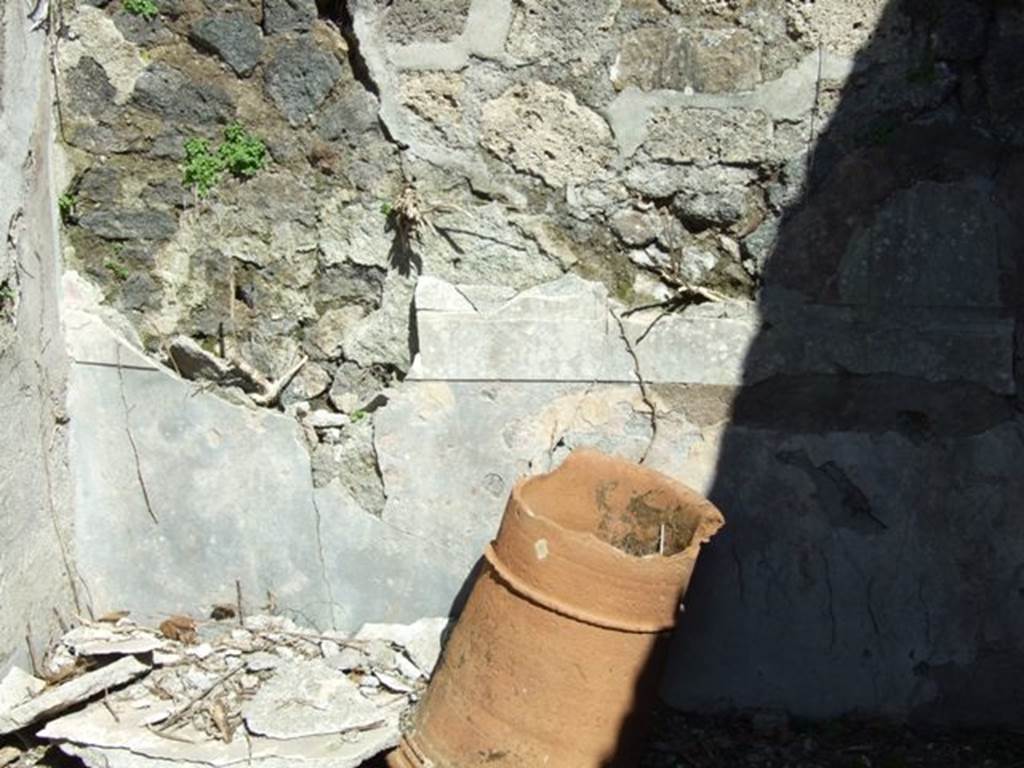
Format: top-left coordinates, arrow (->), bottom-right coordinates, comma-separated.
380,0 -> 471,45
132,62 -> 235,124
411,201 -> 567,291
623,164 -> 758,230
836,179 -> 1008,309
982,28 -> 1024,144
479,81 -> 615,188
643,106 -> 773,166
189,13 -> 264,77
77,208 -> 178,242
63,58 -> 118,119
685,28 -> 763,93
398,71 -> 471,148
611,27 -> 686,92
262,0 -> 316,35
264,40 -> 343,125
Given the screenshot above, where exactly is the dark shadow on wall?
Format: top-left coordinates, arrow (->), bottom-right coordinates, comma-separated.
659,0 -> 1024,730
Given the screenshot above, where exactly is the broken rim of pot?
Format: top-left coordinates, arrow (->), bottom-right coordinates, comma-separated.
486,449 -> 725,633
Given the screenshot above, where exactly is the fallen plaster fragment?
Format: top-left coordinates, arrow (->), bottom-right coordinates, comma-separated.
0,746 -> 21,767
0,656 -> 148,735
355,617 -> 448,676
0,668 -> 46,713
325,646 -> 367,672
376,672 -> 414,694
46,702 -> 402,768
244,652 -> 280,672
61,625 -> 166,657
26,613 -> 435,767
242,659 -> 387,739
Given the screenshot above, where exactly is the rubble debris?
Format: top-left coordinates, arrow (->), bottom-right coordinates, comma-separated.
61,625 -> 165,657
0,656 -> 148,735
208,604 -> 236,622
158,615 -> 198,644
166,336 -> 308,408
242,659 -> 390,739
1,613 -> 447,768
97,611 -> 132,623
0,668 -> 45,713
354,618 -> 448,677
167,337 -> 231,382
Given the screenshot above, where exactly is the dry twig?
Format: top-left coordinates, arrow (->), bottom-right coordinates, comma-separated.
155,664 -> 245,732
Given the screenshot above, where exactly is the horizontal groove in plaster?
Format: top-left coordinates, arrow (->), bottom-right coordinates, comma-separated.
73,359 -> 160,373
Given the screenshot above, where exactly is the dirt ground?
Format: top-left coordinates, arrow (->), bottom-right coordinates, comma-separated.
18,710 -> 1024,768
358,705 -> 1024,767
637,706 -> 1024,768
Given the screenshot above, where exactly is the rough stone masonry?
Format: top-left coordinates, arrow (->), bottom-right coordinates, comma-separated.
1,0 -> 1021,727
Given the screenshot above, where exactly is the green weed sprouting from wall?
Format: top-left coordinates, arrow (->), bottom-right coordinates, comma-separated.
104,258 -> 130,282
219,122 -> 268,179
58,192 -> 77,223
123,0 -> 159,20
182,138 -> 223,198
182,122 -> 268,199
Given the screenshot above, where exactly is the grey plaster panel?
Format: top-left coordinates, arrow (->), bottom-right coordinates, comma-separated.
628,303 -> 1015,392
413,277 -> 1014,392
374,379 -> 656,582
409,275 -> 635,382
66,319 -> 333,628
663,419 -> 1024,724
314,481 -> 469,628
0,5 -> 77,676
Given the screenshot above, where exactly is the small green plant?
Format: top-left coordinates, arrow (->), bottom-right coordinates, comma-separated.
350,409 -> 367,423
58,192 -> 77,222
182,138 -> 223,198
219,122 -> 268,178
123,0 -> 159,20
181,122 -> 268,199
104,258 -> 130,282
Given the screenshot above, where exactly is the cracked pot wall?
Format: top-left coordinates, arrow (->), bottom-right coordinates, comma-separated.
46,0 -> 1024,725
0,4 -> 79,677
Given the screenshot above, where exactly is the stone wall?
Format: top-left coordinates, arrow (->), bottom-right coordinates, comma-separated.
0,2 -> 80,676
50,0 -> 1024,724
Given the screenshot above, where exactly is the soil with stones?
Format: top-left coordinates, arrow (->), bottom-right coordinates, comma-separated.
638,705 -> 1024,768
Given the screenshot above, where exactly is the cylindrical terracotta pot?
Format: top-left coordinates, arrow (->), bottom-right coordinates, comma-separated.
387,449 -> 724,768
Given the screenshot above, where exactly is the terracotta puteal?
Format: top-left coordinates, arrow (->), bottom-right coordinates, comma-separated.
386,449 -> 725,767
